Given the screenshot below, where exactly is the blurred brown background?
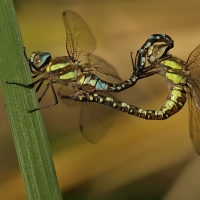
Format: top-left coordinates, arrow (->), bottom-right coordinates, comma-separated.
1,0 -> 200,199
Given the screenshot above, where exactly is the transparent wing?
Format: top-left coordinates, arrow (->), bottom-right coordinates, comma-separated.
187,44 -> 200,154
187,44 -> 200,109
57,86 -> 80,107
63,10 -> 96,63
80,92 -> 118,143
82,54 -> 122,84
187,44 -> 200,70
59,90 -> 118,143
188,93 -> 200,155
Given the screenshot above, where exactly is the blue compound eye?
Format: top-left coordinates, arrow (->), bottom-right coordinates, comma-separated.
29,52 -> 51,69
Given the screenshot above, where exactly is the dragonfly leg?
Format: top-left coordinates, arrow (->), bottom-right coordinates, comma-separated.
23,47 -> 29,62
35,80 -> 44,93
7,76 -> 58,112
6,81 -> 35,89
6,76 -> 46,89
59,90 -> 88,101
32,74 -> 39,79
27,81 -> 58,113
105,63 -> 158,92
138,70 -> 157,79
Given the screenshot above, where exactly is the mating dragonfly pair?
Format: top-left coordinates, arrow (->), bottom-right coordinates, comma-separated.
7,10 -> 200,154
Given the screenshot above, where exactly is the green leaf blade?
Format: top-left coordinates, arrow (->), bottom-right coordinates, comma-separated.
0,1 -> 63,199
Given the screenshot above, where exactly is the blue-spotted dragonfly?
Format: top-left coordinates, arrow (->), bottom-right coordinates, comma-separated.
7,11 -> 171,143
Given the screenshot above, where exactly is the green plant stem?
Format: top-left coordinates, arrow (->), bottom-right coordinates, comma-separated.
0,1 -> 63,200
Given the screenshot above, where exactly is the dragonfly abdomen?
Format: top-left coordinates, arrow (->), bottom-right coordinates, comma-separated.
80,74 -> 138,92
102,75 -> 139,92
128,87 -> 186,120
64,85 -> 186,120
159,87 -> 186,118
77,73 -> 109,92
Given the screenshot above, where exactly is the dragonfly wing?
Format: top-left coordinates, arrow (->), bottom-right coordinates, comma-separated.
188,92 -> 200,155
58,86 -> 80,107
187,44 -> 200,69
187,44 -> 200,109
83,54 -> 122,84
80,92 -> 118,143
187,45 -> 200,154
63,10 -> 96,63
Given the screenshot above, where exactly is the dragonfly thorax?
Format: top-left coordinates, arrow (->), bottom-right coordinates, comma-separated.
45,57 -> 81,84
158,57 -> 188,86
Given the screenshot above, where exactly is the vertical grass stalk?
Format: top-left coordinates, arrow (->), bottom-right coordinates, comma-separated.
0,1 -> 63,199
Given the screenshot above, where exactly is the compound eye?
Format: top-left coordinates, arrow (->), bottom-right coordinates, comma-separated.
153,48 -> 160,56
30,52 -> 51,69
29,52 -> 37,63
147,45 -> 156,63
33,54 -> 42,68
147,44 -> 170,63
152,44 -> 168,60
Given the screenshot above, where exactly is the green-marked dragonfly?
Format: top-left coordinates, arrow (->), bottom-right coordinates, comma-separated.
64,33 -> 200,155
146,37 -> 200,155
7,11 -> 172,143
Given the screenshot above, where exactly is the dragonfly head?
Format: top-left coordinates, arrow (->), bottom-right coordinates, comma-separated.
29,52 -> 52,72
147,44 -> 170,63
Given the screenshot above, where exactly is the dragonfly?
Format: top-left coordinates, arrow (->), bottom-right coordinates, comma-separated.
7,11 -> 172,143
146,35 -> 200,155
66,33 -> 200,155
